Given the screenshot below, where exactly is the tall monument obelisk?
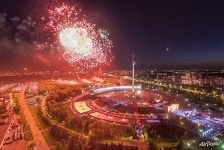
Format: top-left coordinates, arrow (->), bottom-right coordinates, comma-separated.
132,55 -> 135,93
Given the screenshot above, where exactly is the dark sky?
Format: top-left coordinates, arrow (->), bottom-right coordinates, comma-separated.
1,0 -> 224,70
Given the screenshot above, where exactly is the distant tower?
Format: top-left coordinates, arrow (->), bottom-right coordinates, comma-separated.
132,55 -> 136,93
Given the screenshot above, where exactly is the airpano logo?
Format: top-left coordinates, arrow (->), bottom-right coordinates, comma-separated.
199,140 -> 221,147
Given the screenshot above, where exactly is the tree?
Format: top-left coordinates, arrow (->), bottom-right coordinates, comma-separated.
68,136 -> 75,150
177,140 -> 183,150
13,105 -> 20,113
66,116 -> 82,130
55,142 -> 64,150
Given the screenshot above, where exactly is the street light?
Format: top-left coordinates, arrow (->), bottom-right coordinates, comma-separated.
221,143 -> 224,149
187,142 -> 191,147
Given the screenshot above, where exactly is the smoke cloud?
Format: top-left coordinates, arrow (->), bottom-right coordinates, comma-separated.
0,13 -> 65,71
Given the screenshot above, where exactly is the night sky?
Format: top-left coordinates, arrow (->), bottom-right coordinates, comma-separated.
1,0 -> 224,70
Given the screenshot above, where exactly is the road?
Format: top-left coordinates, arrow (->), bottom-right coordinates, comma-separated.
71,91 -> 162,126
19,85 -> 49,150
71,92 -> 89,102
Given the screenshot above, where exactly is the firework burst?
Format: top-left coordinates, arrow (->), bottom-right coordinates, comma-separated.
44,3 -> 113,69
